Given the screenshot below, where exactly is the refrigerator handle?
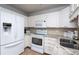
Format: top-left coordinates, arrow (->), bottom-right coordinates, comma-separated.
5,41 -> 23,48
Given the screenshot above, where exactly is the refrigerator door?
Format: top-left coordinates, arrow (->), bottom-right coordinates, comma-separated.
0,40 -> 24,55
0,10 -> 24,45
0,10 -> 17,45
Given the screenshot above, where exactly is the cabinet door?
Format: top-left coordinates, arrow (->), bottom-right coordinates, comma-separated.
44,44 -> 58,55
57,45 -> 72,55
70,4 -> 79,21
59,6 -> 76,28
58,46 -> 67,55
24,16 -> 28,27
44,37 -> 58,54
28,16 -> 36,27
59,9 -> 66,27
59,6 -> 69,27
24,35 -> 31,47
70,4 -> 79,15
46,12 -> 59,27
16,14 -> 24,41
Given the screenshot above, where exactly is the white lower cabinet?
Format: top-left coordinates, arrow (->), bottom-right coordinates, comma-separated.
44,37 -> 59,55
24,34 -> 32,48
44,46 -> 58,55
44,37 -> 70,55
57,45 -> 70,55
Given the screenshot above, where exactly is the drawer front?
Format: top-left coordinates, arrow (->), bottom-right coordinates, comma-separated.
45,42 -> 58,47
1,41 -> 24,55
45,38 -> 59,43
45,40 -> 58,43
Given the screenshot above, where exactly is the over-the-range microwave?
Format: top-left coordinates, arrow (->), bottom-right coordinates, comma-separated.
35,20 -> 47,28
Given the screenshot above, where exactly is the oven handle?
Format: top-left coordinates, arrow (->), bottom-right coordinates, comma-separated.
5,41 -> 23,48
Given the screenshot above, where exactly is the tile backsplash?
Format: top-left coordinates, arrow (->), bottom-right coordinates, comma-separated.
29,28 -> 77,36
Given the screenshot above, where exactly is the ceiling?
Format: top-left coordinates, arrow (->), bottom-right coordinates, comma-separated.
10,4 -> 69,16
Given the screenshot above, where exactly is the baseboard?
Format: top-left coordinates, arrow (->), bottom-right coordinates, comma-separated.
25,46 -> 31,49
19,51 -> 24,55
43,52 -> 50,55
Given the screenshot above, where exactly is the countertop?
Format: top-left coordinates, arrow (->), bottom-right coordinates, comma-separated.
24,33 -> 79,55
60,45 -> 79,55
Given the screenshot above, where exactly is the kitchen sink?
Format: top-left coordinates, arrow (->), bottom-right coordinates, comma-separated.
60,39 -> 79,50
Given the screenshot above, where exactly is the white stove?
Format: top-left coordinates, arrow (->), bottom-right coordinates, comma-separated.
31,34 -> 44,53
31,29 -> 47,54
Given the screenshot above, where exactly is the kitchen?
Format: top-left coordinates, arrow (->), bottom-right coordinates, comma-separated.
0,4 -> 79,55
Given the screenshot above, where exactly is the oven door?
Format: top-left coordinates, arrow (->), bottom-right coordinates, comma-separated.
32,37 -> 42,46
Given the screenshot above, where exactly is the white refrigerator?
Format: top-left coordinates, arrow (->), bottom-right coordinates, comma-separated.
0,7 -> 24,55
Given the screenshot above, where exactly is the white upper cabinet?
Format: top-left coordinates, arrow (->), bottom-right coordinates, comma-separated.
24,16 -> 28,27
44,37 -> 59,55
27,16 -> 36,27
28,6 -> 76,28
70,4 -> 79,20
46,12 -> 59,27
59,6 -> 76,28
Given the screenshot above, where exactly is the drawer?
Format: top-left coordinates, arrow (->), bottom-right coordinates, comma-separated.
46,39 -> 57,41
45,39 -> 58,43
1,41 -> 24,55
45,40 -> 58,45
45,42 -> 58,47
45,40 -> 58,43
